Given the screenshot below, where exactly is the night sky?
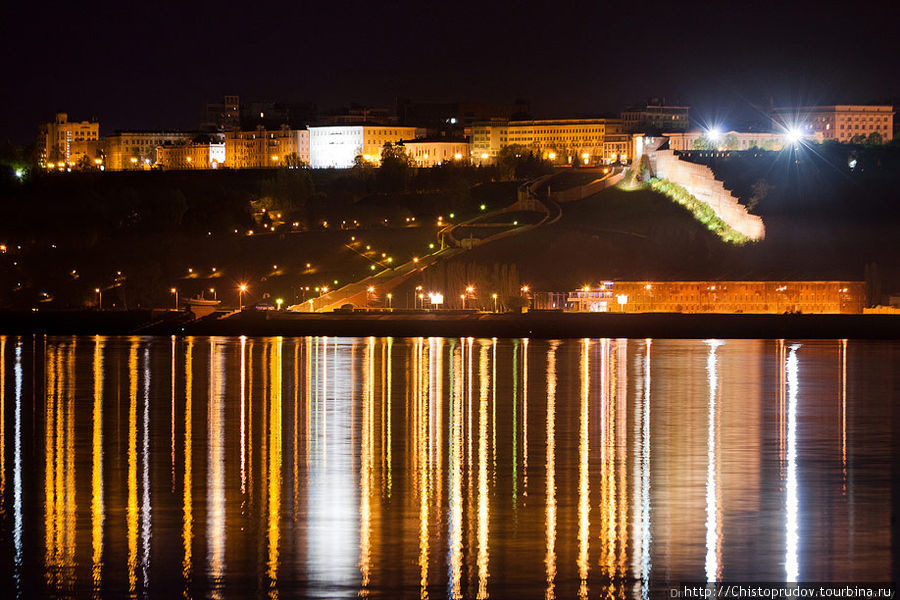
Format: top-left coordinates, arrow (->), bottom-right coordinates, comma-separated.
2,0 -> 898,144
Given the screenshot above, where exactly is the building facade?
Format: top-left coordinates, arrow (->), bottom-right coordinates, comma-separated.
472,118 -> 625,165
621,102 -> 690,133
308,125 -> 419,168
664,131 -> 803,152
40,112 -> 100,168
771,105 -> 893,142
224,126 -> 310,168
401,140 -> 470,166
565,281 -> 865,314
156,142 -> 226,170
102,131 -> 194,170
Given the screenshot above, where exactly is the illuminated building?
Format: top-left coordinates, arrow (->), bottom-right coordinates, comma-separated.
224,126 -> 310,168
102,131 -> 193,171
471,118 -> 625,165
663,131 -> 820,152
401,140 -> 470,166
565,281 -> 865,314
308,125 -> 419,168
771,105 -> 893,142
39,112 -> 100,169
621,100 -> 690,133
156,141 -> 226,170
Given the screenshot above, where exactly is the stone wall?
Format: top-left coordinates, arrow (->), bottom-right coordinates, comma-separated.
654,150 -> 766,241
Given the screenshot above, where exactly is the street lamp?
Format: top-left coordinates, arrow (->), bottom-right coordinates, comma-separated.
95,287 -> 102,309
492,293 -> 498,313
367,286 -> 375,308
209,288 -> 216,300
276,298 -> 283,311
171,287 -> 178,309
239,284 -> 248,310
386,293 -> 392,309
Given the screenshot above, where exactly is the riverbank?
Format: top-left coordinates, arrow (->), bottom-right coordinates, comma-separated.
1,309 -> 899,339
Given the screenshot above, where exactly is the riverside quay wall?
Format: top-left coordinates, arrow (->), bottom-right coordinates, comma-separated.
654,150 -> 766,240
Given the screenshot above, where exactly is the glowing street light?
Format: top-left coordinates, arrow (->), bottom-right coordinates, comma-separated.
238,283 -> 248,310
95,287 -> 102,309
209,287 -> 216,300
785,127 -> 803,145
491,293 -> 499,312
276,298 -> 283,310
170,287 -> 178,309
707,127 -> 721,142
386,293 -> 392,309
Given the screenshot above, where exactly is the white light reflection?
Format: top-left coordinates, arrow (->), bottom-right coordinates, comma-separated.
705,340 -> 723,582
308,337 -> 356,592
785,345 -> 800,582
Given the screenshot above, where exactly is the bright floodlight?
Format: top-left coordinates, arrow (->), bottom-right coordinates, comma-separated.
786,128 -> 803,144
707,128 -> 721,142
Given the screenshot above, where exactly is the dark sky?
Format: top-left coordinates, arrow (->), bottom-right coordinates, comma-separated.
2,0 -> 897,144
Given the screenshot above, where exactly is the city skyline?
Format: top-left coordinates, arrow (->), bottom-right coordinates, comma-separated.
3,0 -> 899,144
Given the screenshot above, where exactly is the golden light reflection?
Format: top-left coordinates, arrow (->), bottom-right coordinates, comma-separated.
522,338 -> 529,495
208,339 -> 226,597
171,336 -> 176,490
840,339 -> 847,492
267,337 -> 283,598
477,341 -> 491,599
91,337 -> 104,593
577,339 -> 590,599
448,338 -> 464,600
417,337 -> 431,599
127,339 -> 139,594
241,336 -> 247,496
183,339 -> 194,590
0,336 -> 5,509
545,341 -> 558,600
359,337 -> 374,595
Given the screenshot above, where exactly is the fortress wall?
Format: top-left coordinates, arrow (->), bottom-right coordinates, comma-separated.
655,150 -> 765,240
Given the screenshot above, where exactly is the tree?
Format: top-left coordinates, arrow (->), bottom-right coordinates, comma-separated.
746,179 -> 772,212
496,144 -> 551,180
283,152 -> 308,168
691,137 -> 714,150
376,143 -> 413,192
75,154 -> 95,171
722,133 -> 739,151
865,132 -> 883,146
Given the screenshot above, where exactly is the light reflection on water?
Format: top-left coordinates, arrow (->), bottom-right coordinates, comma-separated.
0,335 -> 895,599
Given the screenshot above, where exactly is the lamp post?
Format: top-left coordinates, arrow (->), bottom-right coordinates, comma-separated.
465,285 -> 474,310
367,286 -> 375,308
492,293 -> 498,313
386,293 -> 392,310
170,287 -> 178,309
95,287 -> 102,310
209,288 -> 216,301
239,284 -> 247,310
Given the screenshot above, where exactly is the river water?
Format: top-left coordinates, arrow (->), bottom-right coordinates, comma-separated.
0,336 -> 895,599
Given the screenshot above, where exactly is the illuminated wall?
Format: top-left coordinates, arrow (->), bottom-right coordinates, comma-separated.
567,281 -> 866,314
309,126 -> 417,168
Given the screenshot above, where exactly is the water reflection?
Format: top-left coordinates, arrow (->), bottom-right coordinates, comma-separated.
0,336 -> 894,599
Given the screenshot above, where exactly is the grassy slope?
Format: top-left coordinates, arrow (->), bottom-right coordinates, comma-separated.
449,185 -> 887,292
